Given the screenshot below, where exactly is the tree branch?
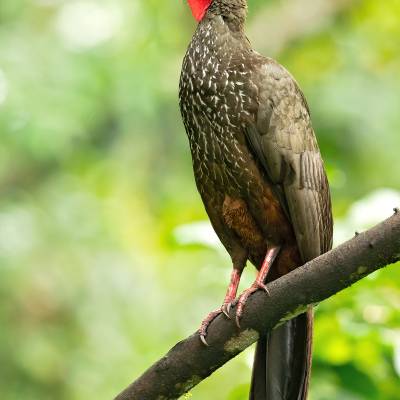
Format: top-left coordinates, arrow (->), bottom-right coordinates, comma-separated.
115,211 -> 400,400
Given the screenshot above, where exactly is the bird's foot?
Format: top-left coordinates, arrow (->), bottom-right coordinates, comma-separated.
199,305 -> 231,346
199,267 -> 243,345
234,247 -> 280,327
235,282 -> 270,328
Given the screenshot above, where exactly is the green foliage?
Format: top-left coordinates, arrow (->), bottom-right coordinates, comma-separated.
0,0 -> 399,399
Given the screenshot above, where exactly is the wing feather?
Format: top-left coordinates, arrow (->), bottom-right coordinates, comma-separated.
245,59 -> 333,261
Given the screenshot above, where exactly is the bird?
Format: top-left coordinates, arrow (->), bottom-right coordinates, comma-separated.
179,1 -> 333,399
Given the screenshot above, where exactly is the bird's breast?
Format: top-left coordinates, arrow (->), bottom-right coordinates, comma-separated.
180,46 -> 259,187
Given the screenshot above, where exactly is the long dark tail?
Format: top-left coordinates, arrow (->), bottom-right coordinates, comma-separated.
249,308 -> 313,400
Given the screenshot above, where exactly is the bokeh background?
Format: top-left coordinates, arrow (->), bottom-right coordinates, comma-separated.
0,0 -> 400,399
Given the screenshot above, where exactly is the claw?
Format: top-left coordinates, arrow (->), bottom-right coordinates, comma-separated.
235,315 -> 241,328
222,302 -> 233,318
222,306 -> 230,319
200,334 -> 209,346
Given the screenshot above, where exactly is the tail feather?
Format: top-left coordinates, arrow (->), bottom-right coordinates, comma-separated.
249,309 -> 313,400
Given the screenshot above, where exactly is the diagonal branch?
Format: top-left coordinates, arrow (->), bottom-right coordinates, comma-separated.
115,211 -> 400,400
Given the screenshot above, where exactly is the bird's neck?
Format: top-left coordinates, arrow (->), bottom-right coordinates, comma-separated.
207,0 -> 248,32
193,15 -> 249,60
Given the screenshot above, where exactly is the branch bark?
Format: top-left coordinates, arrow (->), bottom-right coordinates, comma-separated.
115,211 -> 400,400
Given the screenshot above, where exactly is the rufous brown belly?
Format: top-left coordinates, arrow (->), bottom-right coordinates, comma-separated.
222,191 -> 302,282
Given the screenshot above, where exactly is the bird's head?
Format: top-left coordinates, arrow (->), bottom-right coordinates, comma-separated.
186,1 -> 247,26
187,0 -> 212,21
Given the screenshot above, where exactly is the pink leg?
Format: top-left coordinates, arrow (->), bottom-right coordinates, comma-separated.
235,246 -> 280,327
199,267 -> 242,346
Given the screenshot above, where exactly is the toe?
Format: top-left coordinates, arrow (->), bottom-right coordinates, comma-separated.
221,302 -> 232,319
257,283 -> 270,295
198,308 -> 223,346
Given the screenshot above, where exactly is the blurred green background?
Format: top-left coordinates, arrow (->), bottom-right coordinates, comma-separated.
0,0 -> 399,399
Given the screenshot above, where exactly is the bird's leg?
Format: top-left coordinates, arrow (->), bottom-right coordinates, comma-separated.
221,267 -> 242,317
235,246 -> 280,327
199,267 -> 242,346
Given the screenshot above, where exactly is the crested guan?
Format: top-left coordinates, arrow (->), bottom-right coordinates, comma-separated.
179,1 -> 333,399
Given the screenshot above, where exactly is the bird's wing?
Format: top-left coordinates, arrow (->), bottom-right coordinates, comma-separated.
244,59 -> 333,261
